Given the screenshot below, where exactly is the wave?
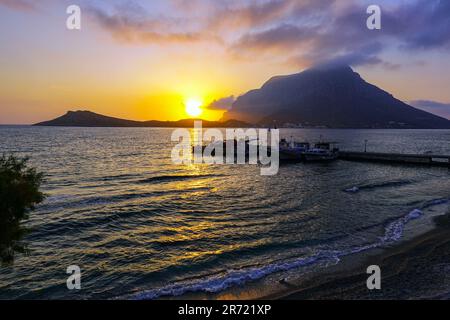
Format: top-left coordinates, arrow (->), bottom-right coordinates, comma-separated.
38,192 -> 156,211
128,253 -> 338,300
344,179 -> 414,193
127,198 -> 448,300
91,173 -> 141,182
38,187 -> 213,212
136,174 -> 224,184
421,198 -> 449,209
48,174 -> 224,191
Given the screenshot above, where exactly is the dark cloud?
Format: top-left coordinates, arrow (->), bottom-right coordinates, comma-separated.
232,0 -> 450,68
230,1 -> 388,67
410,100 -> 450,120
207,96 -> 236,111
395,1 -> 450,50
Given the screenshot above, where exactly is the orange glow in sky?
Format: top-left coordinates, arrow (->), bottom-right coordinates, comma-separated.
1,1 -> 450,124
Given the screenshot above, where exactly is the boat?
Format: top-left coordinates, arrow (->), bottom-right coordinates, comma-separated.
279,139 -> 339,162
302,142 -> 339,161
279,139 -> 310,161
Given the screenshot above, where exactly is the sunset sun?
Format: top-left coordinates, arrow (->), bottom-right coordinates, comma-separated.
185,98 -> 203,118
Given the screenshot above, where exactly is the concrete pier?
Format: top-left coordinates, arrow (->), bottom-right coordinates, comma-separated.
339,151 -> 450,167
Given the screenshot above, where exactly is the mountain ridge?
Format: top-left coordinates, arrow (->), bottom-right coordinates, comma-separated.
34,65 -> 450,129
222,65 -> 450,129
34,111 -> 250,128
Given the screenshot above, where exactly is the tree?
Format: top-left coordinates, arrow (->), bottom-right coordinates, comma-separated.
0,155 -> 44,264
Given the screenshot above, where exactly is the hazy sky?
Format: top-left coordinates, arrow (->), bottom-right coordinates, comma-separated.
1,0 -> 450,124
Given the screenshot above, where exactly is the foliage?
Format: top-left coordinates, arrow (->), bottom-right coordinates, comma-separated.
0,155 -> 44,265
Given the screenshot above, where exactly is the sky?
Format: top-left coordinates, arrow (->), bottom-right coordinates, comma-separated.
0,0 -> 450,124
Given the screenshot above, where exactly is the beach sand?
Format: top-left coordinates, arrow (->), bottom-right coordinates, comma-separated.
269,212 -> 450,300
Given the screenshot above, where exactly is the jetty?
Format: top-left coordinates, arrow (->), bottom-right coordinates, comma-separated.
338,151 -> 450,167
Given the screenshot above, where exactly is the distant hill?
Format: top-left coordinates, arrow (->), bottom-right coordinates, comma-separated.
222,65 -> 450,129
34,111 -> 250,128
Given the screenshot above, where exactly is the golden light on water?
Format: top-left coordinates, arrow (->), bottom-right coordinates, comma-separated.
185,98 -> 203,118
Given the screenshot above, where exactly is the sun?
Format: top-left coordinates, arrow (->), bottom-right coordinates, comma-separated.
185,98 -> 203,118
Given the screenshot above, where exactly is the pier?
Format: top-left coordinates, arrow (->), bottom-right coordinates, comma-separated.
338,151 -> 450,167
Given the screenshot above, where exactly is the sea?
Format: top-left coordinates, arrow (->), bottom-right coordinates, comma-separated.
0,126 -> 449,299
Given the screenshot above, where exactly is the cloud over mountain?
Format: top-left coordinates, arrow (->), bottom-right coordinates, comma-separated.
207,96 -> 236,111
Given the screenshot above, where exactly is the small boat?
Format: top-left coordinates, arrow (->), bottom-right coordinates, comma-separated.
279,139 -> 310,161
193,139 -> 250,157
279,139 -> 339,162
193,138 -> 268,159
302,142 -> 339,161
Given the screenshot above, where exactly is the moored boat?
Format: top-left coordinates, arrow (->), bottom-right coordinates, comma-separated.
279,139 -> 310,161
302,142 -> 339,161
279,139 -> 339,162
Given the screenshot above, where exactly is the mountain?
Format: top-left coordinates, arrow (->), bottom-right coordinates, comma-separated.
222,65 -> 450,129
34,111 -> 249,128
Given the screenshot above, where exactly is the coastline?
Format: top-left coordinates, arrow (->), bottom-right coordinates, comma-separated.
157,200 -> 449,301
269,211 -> 450,300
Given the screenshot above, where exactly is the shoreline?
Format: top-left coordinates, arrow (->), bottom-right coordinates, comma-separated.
153,200 -> 450,301
268,212 -> 450,300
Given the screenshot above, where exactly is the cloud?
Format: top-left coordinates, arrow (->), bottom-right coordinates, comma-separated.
84,0 -> 450,68
230,1 -> 388,67
206,0 -> 294,31
85,2 -> 219,45
231,0 -> 450,68
390,1 -> 450,50
232,24 -> 316,52
0,0 -> 36,12
410,100 -> 450,120
207,96 -> 236,111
